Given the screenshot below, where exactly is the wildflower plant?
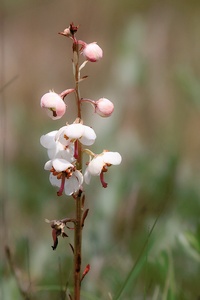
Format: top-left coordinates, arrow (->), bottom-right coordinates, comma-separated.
40,23 -> 122,299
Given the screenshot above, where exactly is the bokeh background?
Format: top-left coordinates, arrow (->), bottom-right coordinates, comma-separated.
1,0 -> 200,299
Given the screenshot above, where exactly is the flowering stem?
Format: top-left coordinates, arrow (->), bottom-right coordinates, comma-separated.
74,194 -> 82,300
73,40 -> 83,300
40,23 -> 121,300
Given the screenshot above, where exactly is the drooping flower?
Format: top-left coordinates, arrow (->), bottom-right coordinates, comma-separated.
45,218 -> 68,250
40,91 -> 66,120
44,158 -> 83,196
40,130 -> 74,162
82,42 -> 103,62
84,151 -> 122,188
81,97 -> 114,118
95,98 -> 114,117
45,217 -> 75,250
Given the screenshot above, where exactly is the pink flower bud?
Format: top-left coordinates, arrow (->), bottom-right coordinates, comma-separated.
95,98 -> 114,117
82,43 -> 103,62
40,92 -> 66,120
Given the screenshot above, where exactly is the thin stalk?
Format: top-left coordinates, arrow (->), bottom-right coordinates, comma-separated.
74,195 -> 82,300
73,41 -> 82,120
73,40 -> 83,300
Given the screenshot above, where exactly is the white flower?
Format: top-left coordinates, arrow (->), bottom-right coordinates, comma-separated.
84,151 -> 122,187
44,158 -> 83,196
56,123 -> 96,146
40,130 -> 74,162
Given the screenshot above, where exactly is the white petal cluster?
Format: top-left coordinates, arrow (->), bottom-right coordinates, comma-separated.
45,158 -> 83,196
40,33 -> 122,199
40,130 -> 74,162
40,123 -> 96,196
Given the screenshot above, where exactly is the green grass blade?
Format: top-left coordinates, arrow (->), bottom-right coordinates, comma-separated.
113,213 -> 160,300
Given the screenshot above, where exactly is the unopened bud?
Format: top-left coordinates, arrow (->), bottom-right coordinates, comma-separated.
40,91 -> 66,120
95,98 -> 114,117
59,23 -> 79,38
82,43 -> 103,62
59,27 -> 71,37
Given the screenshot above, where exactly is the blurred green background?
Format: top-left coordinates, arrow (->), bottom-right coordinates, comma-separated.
1,0 -> 200,299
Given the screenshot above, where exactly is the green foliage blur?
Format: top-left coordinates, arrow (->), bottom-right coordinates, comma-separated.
1,0 -> 200,299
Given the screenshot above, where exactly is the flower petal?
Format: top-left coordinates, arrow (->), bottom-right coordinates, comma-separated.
87,156 -> 104,175
49,173 -> 60,187
44,160 -> 52,170
40,131 -> 58,149
64,124 -> 84,139
55,126 -> 70,146
84,168 -> 92,185
79,125 -> 96,145
103,152 -> 122,165
52,158 -> 73,172
82,43 -> 103,62
41,92 -> 66,120
64,171 -> 83,195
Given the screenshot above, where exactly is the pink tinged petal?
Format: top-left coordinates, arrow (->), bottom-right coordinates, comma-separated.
95,98 -> 114,117
40,92 -> 66,120
79,126 -> 96,145
53,101 -> 66,119
40,92 -> 61,108
103,152 -> 122,165
52,158 -> 73,172
82,43 -> 103,62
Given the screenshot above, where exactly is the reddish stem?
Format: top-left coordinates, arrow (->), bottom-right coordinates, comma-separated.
74,140 -> 79,159
73,39 -> 83,300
